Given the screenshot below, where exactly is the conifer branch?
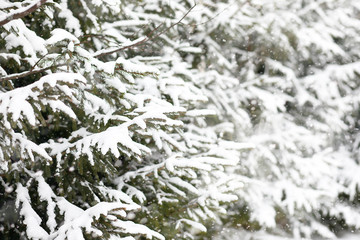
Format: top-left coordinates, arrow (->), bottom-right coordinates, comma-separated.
93,4 -> 196,58
0,64 -> 65,82
0,0 -> 47,27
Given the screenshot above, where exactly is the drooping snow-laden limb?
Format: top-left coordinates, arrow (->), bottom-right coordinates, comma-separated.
0,0 -> 47,27
15,171 -> 165,240
0,72 -> 85,125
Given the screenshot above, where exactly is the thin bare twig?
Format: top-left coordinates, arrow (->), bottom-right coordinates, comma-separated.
0,0 -> 47,27
151,4 -> 196,40
30,52 -> 50,71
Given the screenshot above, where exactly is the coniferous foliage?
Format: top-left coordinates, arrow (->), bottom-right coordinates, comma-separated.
1,0 -> 360,240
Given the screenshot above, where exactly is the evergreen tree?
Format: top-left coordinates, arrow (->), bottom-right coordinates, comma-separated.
181,0 -> 360,238
0,1 -> 241,239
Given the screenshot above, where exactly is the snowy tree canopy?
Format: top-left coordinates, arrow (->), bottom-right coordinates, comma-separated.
0,0 -> 360,239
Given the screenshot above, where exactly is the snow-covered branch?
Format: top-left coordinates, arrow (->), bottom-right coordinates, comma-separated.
0,0 -> 47,27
